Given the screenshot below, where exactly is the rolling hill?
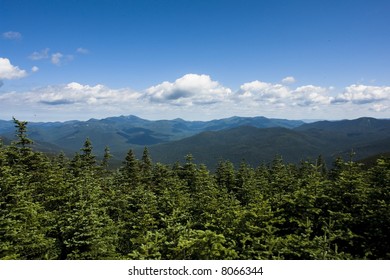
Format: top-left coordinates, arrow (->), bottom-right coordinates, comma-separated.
0,115 -> 303,158
1,115 -> 389,169
146,126 -> 324,167
146,117 -> 390,168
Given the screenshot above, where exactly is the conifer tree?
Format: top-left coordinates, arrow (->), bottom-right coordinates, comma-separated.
1,119 -> 389,260
180,154 -> 197,191
140,147 -> 153,187
56,162 -> 118,259
119,149 -> 140,185
101,146 -> 112,169
215,160 -> 235,193
0,121 -> 56,259
80,138 -> 96,168
363,157 -> 390,259
12,117 -> 33,153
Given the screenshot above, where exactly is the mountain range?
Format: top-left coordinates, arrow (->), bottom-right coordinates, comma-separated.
1,115 -> 389,168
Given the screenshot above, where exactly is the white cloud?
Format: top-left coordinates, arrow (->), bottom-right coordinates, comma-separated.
0,82 -> 146,121
0,57 -> 27,80
51,53 -> 63,65
29,49 -> 73,65
76,47 -> 89,54
0,74 -> 389,121
2,31 -> 22,40
145,74 -> 232,106
370,103 -> 389,112
0,76 -> 233,121
0,82 -> 140,105
29,48 -> 50,60
238,81 -> 289,103
292,85 -> 332,106
32,82 -> 142,106
282,76 -> 296,84
333,84 -> 390,104
236,80 -> 332,110
31,66 -> 39,73
235,81 -> 332,119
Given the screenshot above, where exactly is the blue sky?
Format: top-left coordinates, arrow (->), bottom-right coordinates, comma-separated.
1,0 -> 389,121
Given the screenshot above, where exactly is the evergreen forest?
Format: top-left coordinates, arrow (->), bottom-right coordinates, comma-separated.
1,119 -> 389,260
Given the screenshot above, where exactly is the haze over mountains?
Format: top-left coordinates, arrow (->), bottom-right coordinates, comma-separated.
1,115 -> 389,168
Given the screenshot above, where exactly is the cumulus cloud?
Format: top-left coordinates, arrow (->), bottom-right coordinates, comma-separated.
1,74 -> 389,121
145,74 -> 232,106
333,84 -> 390,104
0,82 -> 140,105
282,76 -> 296,84
292,85 -> 332,106
0,57 -> 27,80
236,80 -> 332,111
0,82 -> 148,121
2,31 -> 22,40
238,81 -> 290,104
28,82 -> 142,106
31,66 -> 39,73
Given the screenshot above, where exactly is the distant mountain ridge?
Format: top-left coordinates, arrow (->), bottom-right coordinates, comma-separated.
148,117 -> 390,167
147,126 -> 324,167
1,115 -> 389,168
0,115 -> 303,157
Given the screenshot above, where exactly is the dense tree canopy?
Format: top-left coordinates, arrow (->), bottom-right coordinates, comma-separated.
0,119 -> 389,259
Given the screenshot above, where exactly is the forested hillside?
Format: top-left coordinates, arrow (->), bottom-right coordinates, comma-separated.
1,119 -> 389,260
0,115 -> 303,159
1,116 -> 389,168
148,117 -> 390,167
